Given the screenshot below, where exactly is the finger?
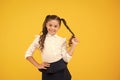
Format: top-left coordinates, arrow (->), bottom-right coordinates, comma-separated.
72,38 -> 76,42
45,65 -> 50,67
43,62 -> 50,66
42,67 -> 47,70
42,67 -> 47,69
45,63 -> 50,65
74,38 -> 78,42
44,64 -> 50,67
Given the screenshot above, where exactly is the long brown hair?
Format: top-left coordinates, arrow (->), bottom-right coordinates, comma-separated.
39,15 -> 75,51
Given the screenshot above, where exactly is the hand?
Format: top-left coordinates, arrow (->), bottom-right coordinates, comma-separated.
37,62 -> 50,69
71,37 -> 79,45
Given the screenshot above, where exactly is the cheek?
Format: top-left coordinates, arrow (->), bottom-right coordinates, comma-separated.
46,26 -> 50,30
57,26 -> 60,29
55,27 -> 60,31
46,28 -> 50,32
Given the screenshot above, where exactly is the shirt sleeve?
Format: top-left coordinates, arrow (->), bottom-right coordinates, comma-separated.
61,38 -> 72,62
25,35 -> 40,59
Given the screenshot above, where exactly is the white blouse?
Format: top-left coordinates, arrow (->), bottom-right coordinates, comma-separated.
25,33 -> 72,63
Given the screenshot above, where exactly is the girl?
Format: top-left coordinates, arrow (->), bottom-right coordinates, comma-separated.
25,15 -> 78,80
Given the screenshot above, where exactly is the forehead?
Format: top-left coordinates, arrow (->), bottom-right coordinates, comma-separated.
47,20 -> 60,24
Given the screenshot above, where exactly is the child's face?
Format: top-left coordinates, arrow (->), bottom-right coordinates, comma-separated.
46,20 -> 60,35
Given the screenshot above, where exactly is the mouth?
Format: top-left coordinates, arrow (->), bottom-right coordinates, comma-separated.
49,30 -> 55,32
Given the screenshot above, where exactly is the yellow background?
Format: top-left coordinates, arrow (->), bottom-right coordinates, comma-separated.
0,0 -> 120,80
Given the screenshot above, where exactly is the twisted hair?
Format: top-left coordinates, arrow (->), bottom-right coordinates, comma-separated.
60,18 -> 75,46
39,15 -> 75,51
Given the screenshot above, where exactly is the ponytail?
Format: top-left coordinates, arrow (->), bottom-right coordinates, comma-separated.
39,15 -> 50,51
61,18 -> 75,46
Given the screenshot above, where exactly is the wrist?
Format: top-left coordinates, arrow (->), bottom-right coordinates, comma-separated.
71,44 -> 77,47
35,63 -> 41,68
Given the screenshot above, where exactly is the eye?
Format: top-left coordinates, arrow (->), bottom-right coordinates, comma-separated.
54,25 -> 58,28
49,24 -> 52,27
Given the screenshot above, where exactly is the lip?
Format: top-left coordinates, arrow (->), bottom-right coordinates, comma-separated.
49,30 -> 55,32
51,31 -> 55,32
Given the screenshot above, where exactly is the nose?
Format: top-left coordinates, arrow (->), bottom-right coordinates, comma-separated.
51,26 -> 54,29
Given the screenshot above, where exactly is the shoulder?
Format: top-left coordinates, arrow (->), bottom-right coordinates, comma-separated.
33,34 -> 40,42
35,34 -> 40,38
34,34 -> 40,39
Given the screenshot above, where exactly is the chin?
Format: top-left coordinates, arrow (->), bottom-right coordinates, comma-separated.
51,33 -> 56,35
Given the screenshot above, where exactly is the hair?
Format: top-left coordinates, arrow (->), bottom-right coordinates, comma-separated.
39,15 -> 75,51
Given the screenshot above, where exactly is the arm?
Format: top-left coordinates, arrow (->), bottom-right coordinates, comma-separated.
25,35 -> 50,69
26,56 -> 41,68
61,37 -> 78,62
26,56 -> 49,69
68,38 -> 78,56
